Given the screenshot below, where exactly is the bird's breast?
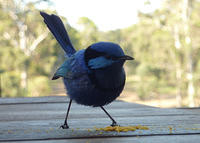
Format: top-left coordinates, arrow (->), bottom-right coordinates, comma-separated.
63,52 -> 125,107
89,63 -> 126,92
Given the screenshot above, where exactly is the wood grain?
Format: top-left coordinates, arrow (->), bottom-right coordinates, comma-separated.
2,135 -> 200,143
0,96 -> 200,142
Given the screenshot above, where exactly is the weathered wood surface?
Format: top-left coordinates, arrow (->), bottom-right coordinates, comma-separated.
0,96 -> 200,142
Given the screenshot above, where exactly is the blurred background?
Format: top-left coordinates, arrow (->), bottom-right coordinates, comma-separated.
0,0 -> 200,108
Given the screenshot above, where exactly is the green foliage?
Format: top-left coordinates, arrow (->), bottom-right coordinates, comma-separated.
1,0 -> 200,107
78,17 -> 99,47
2,71 -> 24,97
28,76 -> 51,97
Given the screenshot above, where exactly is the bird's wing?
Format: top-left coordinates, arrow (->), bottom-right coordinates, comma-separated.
52,56 -> 86,80
40,12 -> 76,57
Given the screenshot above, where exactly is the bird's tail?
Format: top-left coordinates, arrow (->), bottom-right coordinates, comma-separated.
40,11 -> 76,56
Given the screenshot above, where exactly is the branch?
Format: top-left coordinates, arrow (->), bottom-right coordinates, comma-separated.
29,30 -> 49,53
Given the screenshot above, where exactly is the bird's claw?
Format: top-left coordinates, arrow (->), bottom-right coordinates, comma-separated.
111,121 -> 119,127
60,124 -> 69,129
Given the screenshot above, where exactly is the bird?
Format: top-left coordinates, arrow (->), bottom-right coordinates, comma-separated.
40,11 -> 134,129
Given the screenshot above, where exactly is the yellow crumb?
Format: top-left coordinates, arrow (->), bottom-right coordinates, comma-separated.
87,129 -> 91,132
24,130 -> 29,133
191,128 -> 200,130
168,126 -> 173,133
94,125 -> 149,132
36,129 -> 41,133
185,128 -> 200,130
7,130 -> 13,134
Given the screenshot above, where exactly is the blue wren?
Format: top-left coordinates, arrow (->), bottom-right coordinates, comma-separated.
40,12 -> 134,129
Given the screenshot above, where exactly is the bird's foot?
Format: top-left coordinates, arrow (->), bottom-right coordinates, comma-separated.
60,124 -> 69,129
111,121 -> 119,127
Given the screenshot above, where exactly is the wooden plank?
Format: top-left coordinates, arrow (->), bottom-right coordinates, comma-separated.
0,96 -> 124,105
0,96 -> 70,105
0,99 -> 152,112
0,96 -> 200,142
0,100 -> 199,120
0,123 -> 200,142
0,101 -> 199,122
2,134 -> 200,143
1,116 -> 200,132
0,113 -> 200,140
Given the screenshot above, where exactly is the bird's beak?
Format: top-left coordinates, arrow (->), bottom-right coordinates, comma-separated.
118,55 -> 134,60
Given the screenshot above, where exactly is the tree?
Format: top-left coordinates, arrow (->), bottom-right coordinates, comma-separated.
77,17 -> 99,48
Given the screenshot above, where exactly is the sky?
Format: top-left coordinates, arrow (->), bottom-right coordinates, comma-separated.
44,0 -> 163,31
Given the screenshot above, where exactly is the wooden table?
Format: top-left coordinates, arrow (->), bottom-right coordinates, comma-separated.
0,96 -> 200,143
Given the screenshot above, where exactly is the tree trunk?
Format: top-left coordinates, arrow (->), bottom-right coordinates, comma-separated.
173,25 -> 182,107
18,22 -> 28,93
182,0 -> 195,107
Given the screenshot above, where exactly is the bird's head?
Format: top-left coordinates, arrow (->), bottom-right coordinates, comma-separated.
84,42 -> 134,70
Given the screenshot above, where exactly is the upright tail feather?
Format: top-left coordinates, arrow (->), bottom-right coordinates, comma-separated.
40,11 -> 76,56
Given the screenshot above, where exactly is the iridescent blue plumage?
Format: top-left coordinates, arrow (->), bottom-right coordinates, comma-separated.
89,42 -> 124,57
40,12 -> 75,56
40,12 -> 134,129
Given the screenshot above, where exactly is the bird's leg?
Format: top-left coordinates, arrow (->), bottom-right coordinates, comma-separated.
60,99 -> 72,129
100,106 -> 119,126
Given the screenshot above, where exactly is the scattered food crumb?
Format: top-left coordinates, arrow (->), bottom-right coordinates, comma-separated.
168,126 -> 173,133
36,129 -> 41,133
24,130 -> 29,133
7,130 -> 13,134
94,125 -> 149,133
185,128 -> 200,130
87,129 -> 91,132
